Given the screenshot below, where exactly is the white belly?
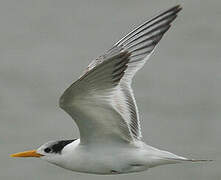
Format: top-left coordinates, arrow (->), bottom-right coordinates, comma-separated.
55,140 -> 149,174
62,156 -> 148,175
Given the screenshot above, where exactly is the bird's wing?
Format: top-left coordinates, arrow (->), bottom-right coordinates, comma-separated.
59,5 -> 182,144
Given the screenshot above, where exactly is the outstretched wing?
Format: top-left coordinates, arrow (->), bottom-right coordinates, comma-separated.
59,5 -> 182,144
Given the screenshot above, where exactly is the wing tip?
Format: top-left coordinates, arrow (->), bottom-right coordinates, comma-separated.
169,4 -> 183,13
114,5 -> 182,47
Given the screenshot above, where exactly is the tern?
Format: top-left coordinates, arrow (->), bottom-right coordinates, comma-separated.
11,5 -> 209,175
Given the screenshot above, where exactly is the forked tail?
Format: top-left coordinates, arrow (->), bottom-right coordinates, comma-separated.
166,156 -> 213,163
159,150 -> 213,163
183,158 -> 213,162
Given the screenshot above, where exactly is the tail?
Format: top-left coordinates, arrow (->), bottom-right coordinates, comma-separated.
146,146 -> 213,166
165,155 -> 213,163
159,151 -> 213,163
182,158 -> 213,162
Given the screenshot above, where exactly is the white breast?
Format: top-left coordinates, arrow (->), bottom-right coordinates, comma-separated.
52,139 -> 149,174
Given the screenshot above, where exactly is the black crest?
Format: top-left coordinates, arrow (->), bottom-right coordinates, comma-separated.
50,139 -> 77,154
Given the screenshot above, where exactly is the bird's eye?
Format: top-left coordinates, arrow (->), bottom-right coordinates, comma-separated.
44,148 -> 51,153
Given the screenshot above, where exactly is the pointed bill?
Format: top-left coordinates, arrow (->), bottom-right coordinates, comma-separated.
10,150 -> 43,158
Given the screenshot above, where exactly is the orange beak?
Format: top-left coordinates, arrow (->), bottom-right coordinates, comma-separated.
10,150 -> 43,158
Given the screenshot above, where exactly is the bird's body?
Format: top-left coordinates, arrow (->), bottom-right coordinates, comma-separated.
11,5 -> 209,175
40,139 -> 186,175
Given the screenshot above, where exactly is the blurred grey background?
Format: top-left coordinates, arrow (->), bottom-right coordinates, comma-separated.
1,0 -> 220,179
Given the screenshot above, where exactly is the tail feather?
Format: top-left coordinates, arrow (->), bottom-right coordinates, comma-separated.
149,147 -> 212,165
167,157 -> 213,163
162,156 -> 213,163
185,159 -> 213,162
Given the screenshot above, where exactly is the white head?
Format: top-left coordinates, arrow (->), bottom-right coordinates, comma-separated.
11,139 -> 77,166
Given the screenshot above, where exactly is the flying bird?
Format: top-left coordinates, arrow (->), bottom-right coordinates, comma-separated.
11,5 -> 209,175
